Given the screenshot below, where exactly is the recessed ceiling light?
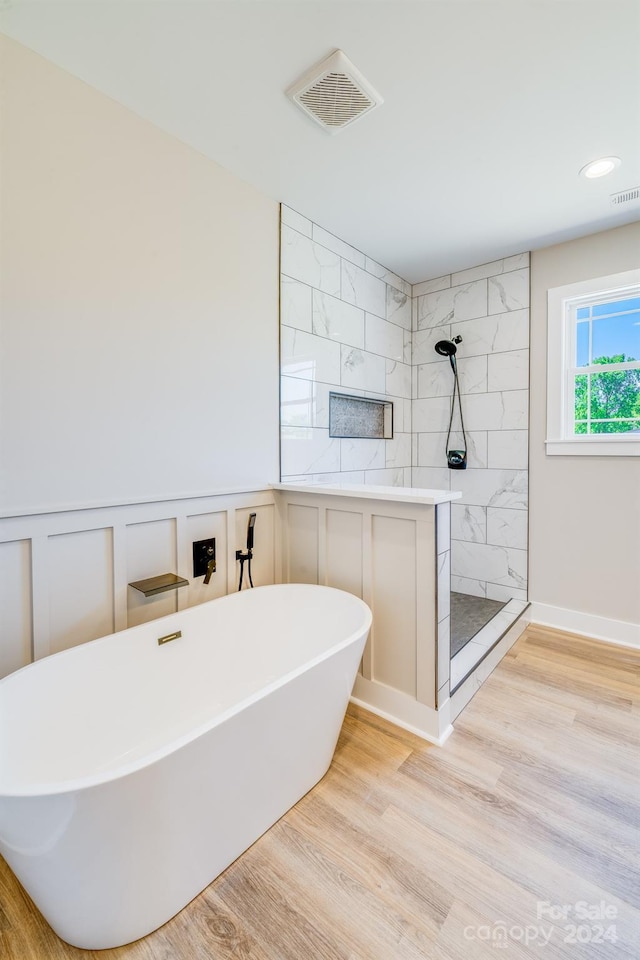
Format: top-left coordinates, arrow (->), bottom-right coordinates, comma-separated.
579,156 -> 621,179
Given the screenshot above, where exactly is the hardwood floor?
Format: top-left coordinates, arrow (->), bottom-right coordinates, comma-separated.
2,624 -> 639,958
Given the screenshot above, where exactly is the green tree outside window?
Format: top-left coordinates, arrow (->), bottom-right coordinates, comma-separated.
575,354 -> 640,434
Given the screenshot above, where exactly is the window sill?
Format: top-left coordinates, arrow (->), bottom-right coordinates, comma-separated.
545,439 -> 640,457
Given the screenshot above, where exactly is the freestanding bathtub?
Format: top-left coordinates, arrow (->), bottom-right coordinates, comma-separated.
0,583 -> 371,949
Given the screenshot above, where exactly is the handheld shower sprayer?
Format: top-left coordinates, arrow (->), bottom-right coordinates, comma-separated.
435,336 -> 463,370
434,336 -> 467,469
434,335 -> 462,357
236,513 -> 256,590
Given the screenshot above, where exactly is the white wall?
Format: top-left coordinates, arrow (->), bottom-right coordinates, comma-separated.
279,206 -> 413,486
0,37 -> 279,514
529,222 -> 640,634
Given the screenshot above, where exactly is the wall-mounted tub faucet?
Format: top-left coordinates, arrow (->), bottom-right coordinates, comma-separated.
203,558 -> 216,585
193,538 -> 216,583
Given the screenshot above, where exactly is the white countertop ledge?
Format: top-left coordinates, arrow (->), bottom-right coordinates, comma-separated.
272,482 -> 461,505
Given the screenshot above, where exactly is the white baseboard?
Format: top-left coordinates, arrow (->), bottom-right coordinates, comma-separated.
350,676 -> 452,746
350,694 -> 454,747
530,602 -> 640,650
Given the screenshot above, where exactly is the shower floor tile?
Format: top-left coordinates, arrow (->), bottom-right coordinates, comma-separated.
450,598 -> 529,690
450,591 -> 507,657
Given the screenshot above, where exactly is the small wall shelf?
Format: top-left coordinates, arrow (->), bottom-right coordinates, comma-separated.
128,573 -> 189,597
329,392 -> 393,439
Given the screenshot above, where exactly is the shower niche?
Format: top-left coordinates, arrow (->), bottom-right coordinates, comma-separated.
328,392 -> 393,440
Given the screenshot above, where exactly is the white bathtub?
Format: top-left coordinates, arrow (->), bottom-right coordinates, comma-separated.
0,583 -> 371,950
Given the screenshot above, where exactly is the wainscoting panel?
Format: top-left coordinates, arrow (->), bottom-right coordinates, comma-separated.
275,488 -> 443,731
0,489 -> 277,678
49,527 -> 115,653
325,508 -> 363,598
286,504 -> 319,584
371,515 -> 417,698
0,538 -> 32,677
126,519 -> 179,628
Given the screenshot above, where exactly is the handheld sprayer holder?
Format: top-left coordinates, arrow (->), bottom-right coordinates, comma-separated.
236,513 -> 257,589
447,449 -> 467,469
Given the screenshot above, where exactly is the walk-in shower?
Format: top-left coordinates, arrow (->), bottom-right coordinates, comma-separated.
434,336 -> 510,661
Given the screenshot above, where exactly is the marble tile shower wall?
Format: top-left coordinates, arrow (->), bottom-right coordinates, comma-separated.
280,205 -> 412,485
412,255 -> 530,602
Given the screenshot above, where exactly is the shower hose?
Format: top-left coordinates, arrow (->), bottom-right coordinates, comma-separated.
445,355 -> 468,466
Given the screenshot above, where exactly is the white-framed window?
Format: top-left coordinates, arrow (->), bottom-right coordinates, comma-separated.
546,268 -> 640,456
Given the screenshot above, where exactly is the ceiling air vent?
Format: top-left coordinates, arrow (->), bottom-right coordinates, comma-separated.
610,187 -> 640,206
286,50 -> 383,134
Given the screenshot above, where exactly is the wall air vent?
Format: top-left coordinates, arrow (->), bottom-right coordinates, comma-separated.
286,50 -> 383,134
610,187 -> 640,206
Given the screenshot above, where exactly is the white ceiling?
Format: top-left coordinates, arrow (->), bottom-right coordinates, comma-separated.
2,0 -> 639,282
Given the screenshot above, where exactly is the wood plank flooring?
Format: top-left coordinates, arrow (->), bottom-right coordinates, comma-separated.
1,623 -> 639,958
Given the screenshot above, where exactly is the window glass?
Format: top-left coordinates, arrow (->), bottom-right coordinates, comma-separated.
590,420 -> 640,434
576,320 -> 589,366
573,370 -> 640,434
547,269 -> 640,455
591,311 -> 640,362
591,295 -> 640,317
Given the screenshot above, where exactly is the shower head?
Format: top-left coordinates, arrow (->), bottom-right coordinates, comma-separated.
435,339 -> 456,357
434,335 -> 462,358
